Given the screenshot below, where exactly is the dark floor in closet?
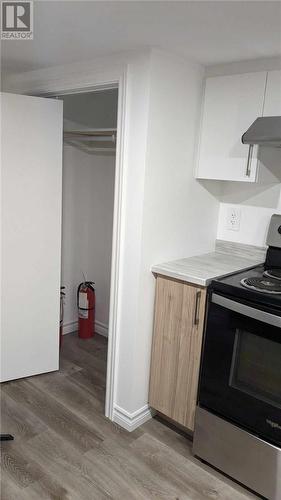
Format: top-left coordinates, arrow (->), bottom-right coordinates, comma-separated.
1,333 -> 258,499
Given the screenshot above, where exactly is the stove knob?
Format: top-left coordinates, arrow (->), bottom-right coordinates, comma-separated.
278,225 -> 281,235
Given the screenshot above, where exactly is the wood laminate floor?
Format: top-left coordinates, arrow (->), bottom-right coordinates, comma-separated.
1,333 -> 259,500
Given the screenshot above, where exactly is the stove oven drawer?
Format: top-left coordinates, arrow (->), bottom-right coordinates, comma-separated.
193,406 -> 281,500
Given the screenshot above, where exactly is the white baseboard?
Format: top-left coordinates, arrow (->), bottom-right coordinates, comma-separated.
63,320 -> 78,335
95,320 -> 108,337
113,404 -> 154,432
62,320 -> 108,337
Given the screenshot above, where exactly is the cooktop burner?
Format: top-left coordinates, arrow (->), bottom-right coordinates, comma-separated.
264,269 -> 281,280
241,276 -> 281,294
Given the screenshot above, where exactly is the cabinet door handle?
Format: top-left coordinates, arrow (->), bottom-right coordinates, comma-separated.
194,291 -> 201,326
245,144 -> 253,177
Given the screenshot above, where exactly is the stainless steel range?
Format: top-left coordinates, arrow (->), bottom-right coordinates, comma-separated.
193,214 -> 281,500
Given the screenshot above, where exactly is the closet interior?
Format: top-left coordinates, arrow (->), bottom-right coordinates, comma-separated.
59,88 -> 118,403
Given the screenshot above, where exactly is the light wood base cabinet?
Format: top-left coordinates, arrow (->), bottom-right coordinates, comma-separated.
149,276 -> 206,431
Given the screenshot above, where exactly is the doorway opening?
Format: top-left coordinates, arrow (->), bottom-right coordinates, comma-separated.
58,87 -> 118,418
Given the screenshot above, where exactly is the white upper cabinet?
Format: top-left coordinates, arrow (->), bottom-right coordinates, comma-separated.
196,72 -> 267,182
263,70 -> 281,116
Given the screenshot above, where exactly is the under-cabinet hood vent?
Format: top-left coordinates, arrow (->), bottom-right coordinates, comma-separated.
242,116 -> 281,147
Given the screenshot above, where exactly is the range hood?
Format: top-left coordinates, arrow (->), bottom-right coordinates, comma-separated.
242,116 -> 281,147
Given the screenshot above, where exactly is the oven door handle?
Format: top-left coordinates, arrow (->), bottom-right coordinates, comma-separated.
212,293 -> 281,328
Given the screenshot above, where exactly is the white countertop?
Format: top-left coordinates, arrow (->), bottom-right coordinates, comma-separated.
151,240 -> 266,287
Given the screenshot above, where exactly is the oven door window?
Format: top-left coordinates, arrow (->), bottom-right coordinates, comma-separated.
229,329 -> 281,409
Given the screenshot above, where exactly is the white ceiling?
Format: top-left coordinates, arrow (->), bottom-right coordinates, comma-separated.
2,1 -> 281,76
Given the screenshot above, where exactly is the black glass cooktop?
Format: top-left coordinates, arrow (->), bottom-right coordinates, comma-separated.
211,265 -> 281,310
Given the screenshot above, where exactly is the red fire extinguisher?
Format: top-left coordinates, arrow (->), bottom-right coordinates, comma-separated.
77,281 -> 95,339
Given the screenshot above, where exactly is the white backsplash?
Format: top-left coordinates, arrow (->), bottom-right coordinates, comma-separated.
217,203 -> 281,247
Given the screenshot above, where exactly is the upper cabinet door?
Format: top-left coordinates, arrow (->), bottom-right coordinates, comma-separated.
263,70 -> 281,116
196,72 -> 267,182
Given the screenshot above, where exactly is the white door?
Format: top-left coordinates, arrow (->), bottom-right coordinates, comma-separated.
1,93 -> 63,382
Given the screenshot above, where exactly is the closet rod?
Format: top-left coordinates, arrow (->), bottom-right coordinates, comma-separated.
64,130 -> 116,144
65,135 -> 115,143
64,130 -> 116,137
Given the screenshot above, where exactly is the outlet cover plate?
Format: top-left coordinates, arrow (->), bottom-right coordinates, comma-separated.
226,207 -> 241,231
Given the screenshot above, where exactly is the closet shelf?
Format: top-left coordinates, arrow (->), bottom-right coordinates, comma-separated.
64,129 -> 117,154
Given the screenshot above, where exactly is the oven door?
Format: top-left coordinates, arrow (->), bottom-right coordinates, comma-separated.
199,292 -> 281,446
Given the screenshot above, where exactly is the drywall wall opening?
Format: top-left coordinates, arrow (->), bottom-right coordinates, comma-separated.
60,88 -> 118,403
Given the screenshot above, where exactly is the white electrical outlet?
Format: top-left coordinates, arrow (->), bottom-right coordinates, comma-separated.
226,207 -> 241,231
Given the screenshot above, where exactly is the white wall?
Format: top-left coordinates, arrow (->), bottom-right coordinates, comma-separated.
217,203 -> 281,247
113,52 -> 151,415
216,177 -> 281,247
116,50 -> 220,413
205,55 -> 281,78
61,144 -> 115,334
216,149 -> 281,247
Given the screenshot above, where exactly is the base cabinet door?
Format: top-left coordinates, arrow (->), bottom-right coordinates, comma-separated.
149,276 -> 206,431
